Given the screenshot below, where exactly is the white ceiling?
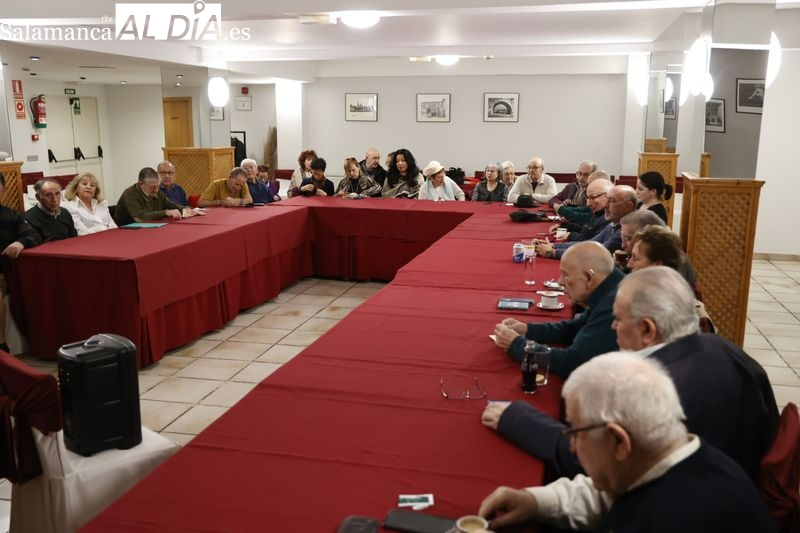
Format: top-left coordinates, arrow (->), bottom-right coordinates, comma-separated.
0,0 -> 724,86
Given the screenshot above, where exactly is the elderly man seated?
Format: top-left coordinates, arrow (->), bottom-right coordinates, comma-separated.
24,179 -> 77,242
157,160 -> 188,206
494,241 -> 623,376
548,160 -> 596,208
537,184 -> 636,259
199,167 -> 253,207
555,170 -> 611,225
483,267 -> 778,481
115,167 -> 184,225
507,157 -> 557,204
555,178 -> 612,243
479,352 -> 775,532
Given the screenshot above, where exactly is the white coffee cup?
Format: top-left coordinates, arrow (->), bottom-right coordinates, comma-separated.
456,515 -> 490,532
555,228 -> 568,240
540,291 -> 560,308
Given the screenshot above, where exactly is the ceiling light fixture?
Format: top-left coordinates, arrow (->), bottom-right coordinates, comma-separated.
120,80 -> 127,84
434,55 -> 460,66
208,76 -> 229,107
30,56 -> 40,61
338,11 -> 380,29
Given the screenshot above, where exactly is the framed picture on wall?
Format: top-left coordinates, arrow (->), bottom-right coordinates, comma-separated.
736,78 -> 765,114
484,93 -> 519,122
345,93 -> 378,121
209,105 -> 224,121
664,97 -> 677,120
705,98 -> 725,133
416,94 -> 450,122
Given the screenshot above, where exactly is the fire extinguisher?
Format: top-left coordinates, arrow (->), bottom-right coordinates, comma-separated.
30,94 -> 47,129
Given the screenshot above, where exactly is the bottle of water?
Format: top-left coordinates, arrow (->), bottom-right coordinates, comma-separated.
523,244 -> 536,285
521,340 -> 538,394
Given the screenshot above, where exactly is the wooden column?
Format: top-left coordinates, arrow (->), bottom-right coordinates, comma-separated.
638,152 -> 679,227
644,137 -> 667,153
700,152 -> 711,177
0,161 -> 25,213
161,147 -> 235,195
679,173 -> 764,348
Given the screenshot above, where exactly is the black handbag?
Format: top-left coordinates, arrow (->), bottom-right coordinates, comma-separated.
515,194 -> 535,208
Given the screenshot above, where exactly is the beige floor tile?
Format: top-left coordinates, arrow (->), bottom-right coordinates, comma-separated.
257,344 -> 304,363
288,293 -> 338,306
163,405 -> 227,435
140,355 -> 195,375
771,292 -> 800,304
230,314 -> 263,327
747,300 -> 790,312
204,340 -> 271,361
252,314 -> 309,330
771,384 -> 800,410
316,305 -> 354,319
782,302 -> 800,313
141,377 -> 222,403
167,339 -> 221,358
748,291 -> 777,302
330,295 -> 367,308
279,330 -> 325,346
283,278 -> 321,293
775,261 -> 800,271
201,325 -> 244,341
743,334 -> 771,350
201,381 -> 258,407
233,362 -> 282,383
748,348 -> 788,368
270,303 -> 326,317
0,501 -> 10,531
752,274 -> 791,284
247,301 -> 282,314
159,432 -> 194,447
746,310 -> 800,325
0,480 -> 10,499
769,336 -> 800,351
342,285 -> 383,298
745,321 -> 759,334
298,317 -> 339,333
763,366 -> 800,387
140,399 -> 192,432
176,358 -> 249,381
314,279 -> 357,289
271,291 -> 301,302
756,323 -> 800,337
302,284 -> 351,297
779,350 -> 800,368
139,373 -> 168,393
764,283 -> 800,294
227,327 -> 289,344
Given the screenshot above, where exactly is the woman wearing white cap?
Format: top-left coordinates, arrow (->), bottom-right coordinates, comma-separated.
419,161 -> 465,201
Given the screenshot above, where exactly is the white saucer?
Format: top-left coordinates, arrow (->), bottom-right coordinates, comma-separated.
537,302 -> 564,310
544,281 -> 564,290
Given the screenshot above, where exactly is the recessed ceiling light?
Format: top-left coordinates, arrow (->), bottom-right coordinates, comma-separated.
434,55 -> 460,66
120,80 -> 127,84
176,74 -> 183,79
175,82 -> 182,87
30,56 -> 40,61
338,11 -> 380,29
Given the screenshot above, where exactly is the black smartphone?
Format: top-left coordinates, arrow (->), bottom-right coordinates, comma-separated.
337,515 -> 380,533
383,509 -> 455,533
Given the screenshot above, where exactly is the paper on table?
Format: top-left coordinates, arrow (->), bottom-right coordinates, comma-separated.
121,222 -> 167,229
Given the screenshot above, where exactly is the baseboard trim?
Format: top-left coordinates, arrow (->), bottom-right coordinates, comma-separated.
753,253 -> 800,262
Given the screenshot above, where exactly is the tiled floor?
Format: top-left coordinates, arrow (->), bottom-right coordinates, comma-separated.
1,260 -> 799,531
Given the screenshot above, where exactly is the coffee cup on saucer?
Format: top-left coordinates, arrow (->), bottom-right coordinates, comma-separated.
539,291 -> 561,309
455,515 -> 490,532
555,228 -> 568,240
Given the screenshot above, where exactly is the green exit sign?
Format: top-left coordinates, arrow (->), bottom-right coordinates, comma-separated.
64,88 -> 76,95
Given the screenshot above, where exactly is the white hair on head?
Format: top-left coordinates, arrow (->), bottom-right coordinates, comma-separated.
563,351 -> 687,454
241,158 -> 258,168
619,266 -> 699,341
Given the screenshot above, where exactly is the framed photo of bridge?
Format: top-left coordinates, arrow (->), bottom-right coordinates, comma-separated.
484,93 -> 519,122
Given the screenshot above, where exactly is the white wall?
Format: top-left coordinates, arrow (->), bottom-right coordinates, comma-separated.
229,84 -> 276,164
304,74 -> 627,176
105,85 -> 165,202
754,48 -> 800,256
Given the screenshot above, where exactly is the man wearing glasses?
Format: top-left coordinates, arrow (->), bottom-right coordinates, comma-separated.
506,156 -> 557,204
157,160 -> 188,207
548,160 -> 596,208
478,351 -> 774,532
483,267 -> 777,482
549,178 -> 612,244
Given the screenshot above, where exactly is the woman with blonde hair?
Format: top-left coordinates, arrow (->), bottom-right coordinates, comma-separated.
62,173 -> 117,235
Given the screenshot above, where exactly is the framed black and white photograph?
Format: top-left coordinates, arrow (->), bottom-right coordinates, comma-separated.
345,93 -> 378,122
705,98 -> 725,133
664,97 -> 677,120
484,93 -> 519,122
416,93 -> 450,122
736,78 -> 765,114
209,105 -> 224,121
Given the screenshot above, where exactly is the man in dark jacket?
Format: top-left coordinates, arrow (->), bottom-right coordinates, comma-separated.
24,178 -> 77,242
483,267 -> 778,481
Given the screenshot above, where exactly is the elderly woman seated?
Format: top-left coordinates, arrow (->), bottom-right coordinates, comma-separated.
62,173 -> 117,235
418,161 -> 465,201
336,157 -> 381,197
628,225 -> 715,332
471,163 -> 505,202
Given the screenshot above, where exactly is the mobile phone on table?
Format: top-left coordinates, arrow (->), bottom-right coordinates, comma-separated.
383,509 -> 455,533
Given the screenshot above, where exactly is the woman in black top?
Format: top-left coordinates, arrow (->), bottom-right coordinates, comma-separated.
472,163 -> 505,202
635,171 -> 673,223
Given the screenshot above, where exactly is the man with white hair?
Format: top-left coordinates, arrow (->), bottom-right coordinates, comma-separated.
479,352 -> 774,532
554,178 -> 612,243
483,267 -> 778,480
507,156 -> 557,204
494,241 -> 622,376
157,160 -> 188,206
241,158 -> 275,204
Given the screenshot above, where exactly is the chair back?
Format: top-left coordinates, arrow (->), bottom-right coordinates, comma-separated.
758,402 -> 800,533
0,351 -> 62,483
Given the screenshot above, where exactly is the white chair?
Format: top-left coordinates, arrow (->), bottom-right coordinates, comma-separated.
1,351 -> 180,532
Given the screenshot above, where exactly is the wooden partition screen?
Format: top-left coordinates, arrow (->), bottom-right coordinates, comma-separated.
0,161 -> 24,213
638,152 -> 679,227
700,152 -> 711,177
161,147 -> 235,195
679,173 -> 764,347
644,137 -> 667,153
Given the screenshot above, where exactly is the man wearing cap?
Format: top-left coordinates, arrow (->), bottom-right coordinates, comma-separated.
418,161 -> 465,201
